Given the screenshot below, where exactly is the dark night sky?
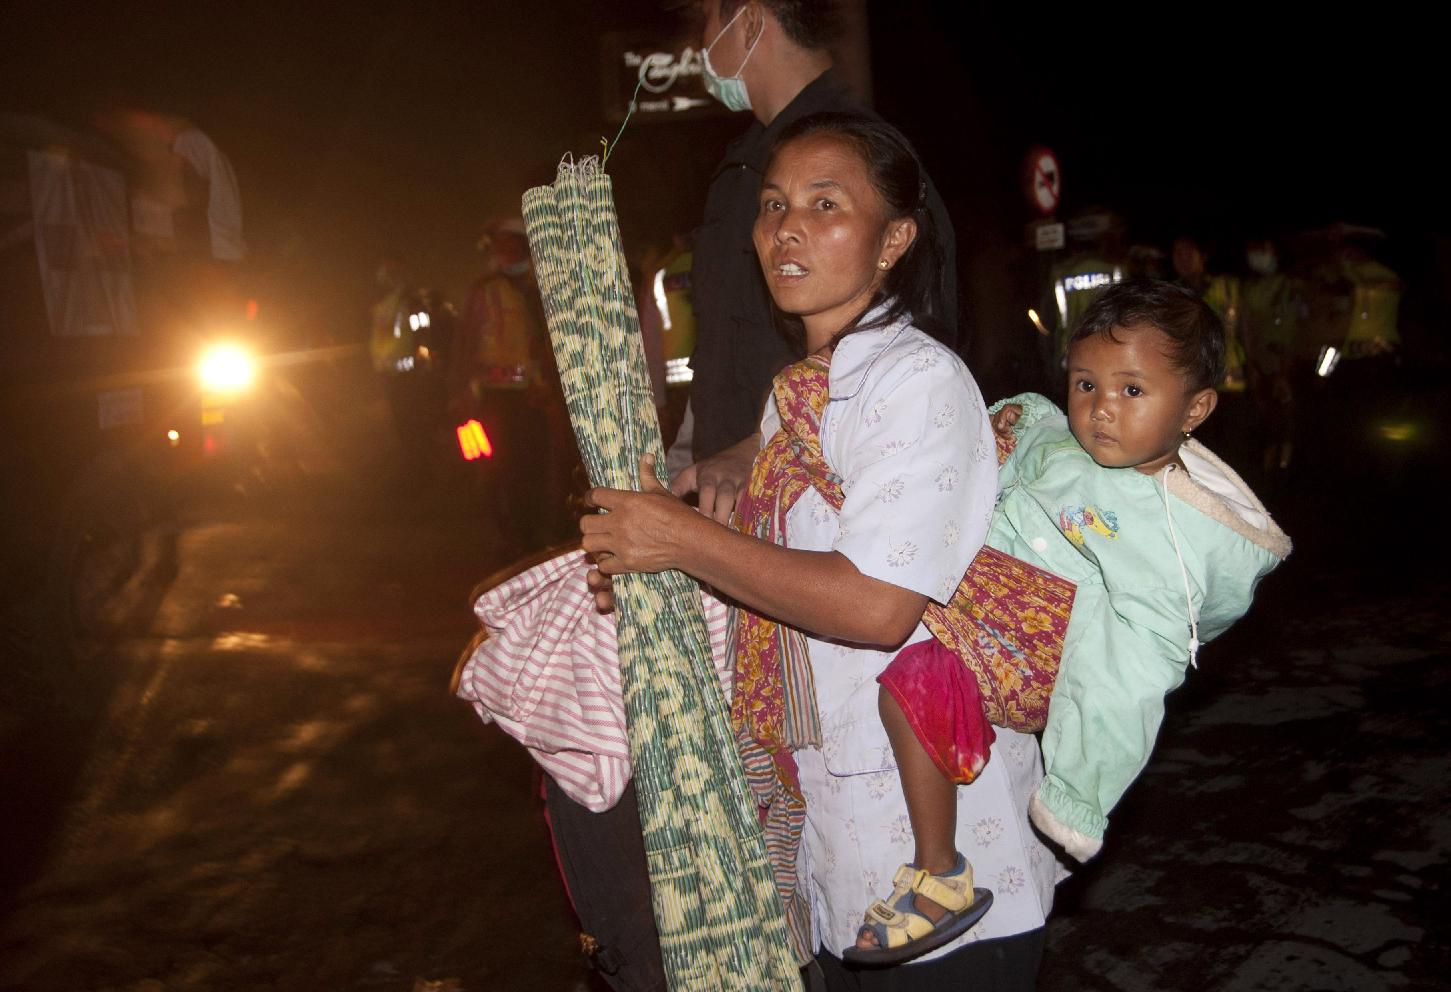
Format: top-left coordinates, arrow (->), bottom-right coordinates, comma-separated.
4,1 -> 1439,365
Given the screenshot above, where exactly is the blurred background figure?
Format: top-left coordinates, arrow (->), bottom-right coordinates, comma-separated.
1047,208 -> 1124,373
1172,235 -> 1247,392
1173,234 -> 1251,465
629,240 -> 669,419
369,257 -> 410,374
449,218 -> 575,553
370,256 -> 446,480
1292,224 -> 1404,422
632,232 -> 696,456
1242,238 -> 1304,481
1339,240 -> 1403,359
1126,242 -> 1167,280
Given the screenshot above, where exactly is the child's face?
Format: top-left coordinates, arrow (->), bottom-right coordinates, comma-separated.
1066,323 -> 1217,476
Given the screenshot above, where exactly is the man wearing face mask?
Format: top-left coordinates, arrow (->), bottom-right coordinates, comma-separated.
672,0 -> 958,519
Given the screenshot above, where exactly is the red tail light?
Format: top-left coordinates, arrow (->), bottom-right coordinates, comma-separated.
456,419 -> 494,460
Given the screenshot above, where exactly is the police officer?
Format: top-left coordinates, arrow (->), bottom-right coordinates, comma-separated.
451,219 -> 573,551
1046,209 -> 1125,372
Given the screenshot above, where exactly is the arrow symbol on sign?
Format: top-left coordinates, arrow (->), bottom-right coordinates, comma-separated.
672,96 -> 710,111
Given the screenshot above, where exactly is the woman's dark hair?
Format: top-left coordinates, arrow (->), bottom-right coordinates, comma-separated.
765,111 -> 949,349
1071,279 -> 1226,391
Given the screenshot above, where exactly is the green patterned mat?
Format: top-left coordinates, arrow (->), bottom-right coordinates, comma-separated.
522,156 -> 798,991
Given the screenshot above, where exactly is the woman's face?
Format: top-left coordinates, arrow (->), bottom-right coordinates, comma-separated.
753,133 -> 915,351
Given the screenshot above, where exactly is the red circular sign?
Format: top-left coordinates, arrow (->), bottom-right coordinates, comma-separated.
1023,146 -> 1062,216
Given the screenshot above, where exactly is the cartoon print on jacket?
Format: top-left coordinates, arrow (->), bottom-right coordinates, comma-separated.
1059,505 -> 1120,546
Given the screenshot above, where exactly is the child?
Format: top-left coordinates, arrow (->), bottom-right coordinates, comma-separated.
849,279 -> 1292,963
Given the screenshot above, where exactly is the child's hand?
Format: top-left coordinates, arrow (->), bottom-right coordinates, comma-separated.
992,403 -> 1023,439
585,566 -> 614,615
670,432 -> 758,525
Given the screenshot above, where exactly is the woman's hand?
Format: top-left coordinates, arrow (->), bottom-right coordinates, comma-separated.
581,454 -> 701,576
991,403 -> 1023,440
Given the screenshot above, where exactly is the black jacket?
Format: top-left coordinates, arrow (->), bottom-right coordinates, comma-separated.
687,69 -> 957,459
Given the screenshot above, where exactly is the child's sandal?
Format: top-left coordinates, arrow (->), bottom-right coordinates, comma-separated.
840,854 -> 993,967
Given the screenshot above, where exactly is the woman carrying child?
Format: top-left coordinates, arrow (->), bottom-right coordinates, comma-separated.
581,112 -> 1059,988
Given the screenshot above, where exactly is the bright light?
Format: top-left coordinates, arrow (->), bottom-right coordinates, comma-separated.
1316,345 -> 1341,378
1027,309 -> 1049,336
167,428 -> 181,447
653,269 -> 672,332
665,357 -> 693,384
198,343 -> 257,392
456,419 -> 494,460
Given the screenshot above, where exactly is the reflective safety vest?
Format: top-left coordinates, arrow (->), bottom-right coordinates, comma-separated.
1343,257 -> 1401,353
654,250 -> 696,387
371,289 -> 430,374
460,275 -> 540,389
1242,273 -> 1302,377
1202,274 -> 1247,392
1051,255 -> 1122,365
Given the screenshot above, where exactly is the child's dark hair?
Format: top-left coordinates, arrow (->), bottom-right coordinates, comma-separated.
766,111 -> 949,347
1072,279 -> 1225,391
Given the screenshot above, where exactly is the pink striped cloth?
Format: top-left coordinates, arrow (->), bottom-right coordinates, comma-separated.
455,549 -> 733,812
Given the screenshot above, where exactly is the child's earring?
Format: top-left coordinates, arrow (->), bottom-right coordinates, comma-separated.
1182,430 -> 1192,440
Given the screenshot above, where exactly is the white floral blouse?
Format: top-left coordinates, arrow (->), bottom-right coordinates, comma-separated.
757,316 -> 1063,961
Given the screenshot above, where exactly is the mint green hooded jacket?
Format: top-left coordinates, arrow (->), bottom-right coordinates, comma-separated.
987,393 -> 1292,861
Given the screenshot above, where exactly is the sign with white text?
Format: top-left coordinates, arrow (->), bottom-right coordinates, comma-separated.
1034,222 -> 1066,251
603,33 -> 728,123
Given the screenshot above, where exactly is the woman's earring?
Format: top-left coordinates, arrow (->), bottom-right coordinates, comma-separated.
878,259 -> 889,270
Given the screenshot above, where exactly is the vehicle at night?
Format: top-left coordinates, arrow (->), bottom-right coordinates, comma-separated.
0,115 -> 327,677
0,114 -> 183,671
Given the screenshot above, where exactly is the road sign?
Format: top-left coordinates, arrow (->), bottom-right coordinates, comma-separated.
1023,146 -> 1062,216
1034,221 -> 1065,251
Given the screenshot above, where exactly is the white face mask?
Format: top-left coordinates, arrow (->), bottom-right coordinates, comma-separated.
702,6 -> 760,113
1247,249 -> 1278,275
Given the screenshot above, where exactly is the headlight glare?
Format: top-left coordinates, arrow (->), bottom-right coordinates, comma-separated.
199,344 -> 257,392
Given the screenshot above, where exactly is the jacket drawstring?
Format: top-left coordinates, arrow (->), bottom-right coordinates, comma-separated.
1158,465 -> 1201,668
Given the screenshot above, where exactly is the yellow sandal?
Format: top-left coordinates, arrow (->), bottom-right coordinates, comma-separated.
841,855 -> 993,967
